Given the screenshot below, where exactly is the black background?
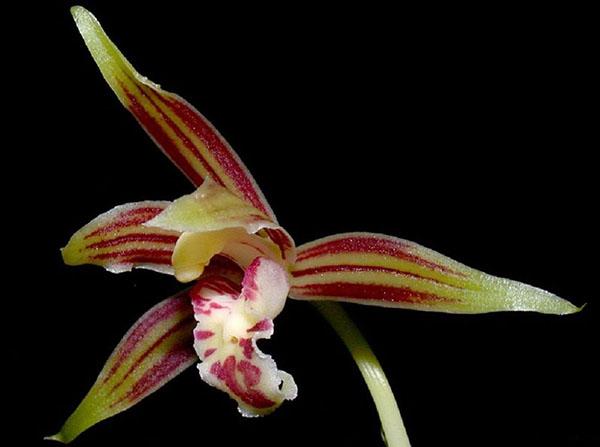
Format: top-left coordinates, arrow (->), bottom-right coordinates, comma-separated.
14,1 -> 597,446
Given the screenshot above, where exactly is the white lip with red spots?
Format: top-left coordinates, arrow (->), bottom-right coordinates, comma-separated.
191,257 -> 297,416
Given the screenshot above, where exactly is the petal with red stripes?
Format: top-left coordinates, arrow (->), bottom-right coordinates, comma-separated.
290,233 -> 581,314
46,291 -> 196,443
62,201 -> 180,274
70,7 -> 296,263
191,258 -> 297,416
71,6 -> 273,220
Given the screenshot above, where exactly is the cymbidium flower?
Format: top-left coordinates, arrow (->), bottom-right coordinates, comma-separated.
49,6 -> 581,445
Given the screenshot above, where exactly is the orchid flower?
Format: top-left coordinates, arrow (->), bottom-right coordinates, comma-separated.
49,6 -> 581,446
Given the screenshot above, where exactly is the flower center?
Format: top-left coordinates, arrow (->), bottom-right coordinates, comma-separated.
223,310 -> 253,343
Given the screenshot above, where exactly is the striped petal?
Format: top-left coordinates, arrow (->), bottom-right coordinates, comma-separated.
70,7 -> 295,263
290,233 -> 581,314
70,6 -> 270,215
147,181 -> 285,282
47,292 -> 196,443
192,258 -> 297,416
62,201 -> 179,274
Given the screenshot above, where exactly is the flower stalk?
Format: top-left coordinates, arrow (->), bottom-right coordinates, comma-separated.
313,302 -> 410,447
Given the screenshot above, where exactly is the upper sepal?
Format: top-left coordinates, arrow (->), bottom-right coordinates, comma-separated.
70,6 -> 274,217
290,233 -> 581,314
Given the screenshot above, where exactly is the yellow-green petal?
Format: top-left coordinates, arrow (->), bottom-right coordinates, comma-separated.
290,232 -> 581,314
46,292 -> 196,443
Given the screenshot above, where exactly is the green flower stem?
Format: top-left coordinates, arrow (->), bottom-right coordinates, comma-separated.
313,302 -> 410,447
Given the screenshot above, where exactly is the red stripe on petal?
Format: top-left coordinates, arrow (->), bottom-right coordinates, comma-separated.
121,82 -> 205,186
122,256 -> 172,265
102,295 -> 190,384
161,96 -> 270,216
86,233 -> 179,249
111,342 -> 195,408
133,82 -> 227,187
293,282 -> 453,304
91,249 -> 174,261
86,207 -> 166,238
109,316 -> 195,394
296,236 -> 463,276
292,264 -> 460,287
264,228 -> 294,261
296,236 -> 408,261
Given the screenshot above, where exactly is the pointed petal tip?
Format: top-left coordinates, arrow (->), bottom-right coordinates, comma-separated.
70,5 -> 94,27
69,5 -> 84,16
48,293 -> 196,442
60,244 -> 80,266
561,300 -> 584,315
552,301 -> 582,316
574,302 -> 587,314
502,281 -> 582,316
44,432 -> 66,443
